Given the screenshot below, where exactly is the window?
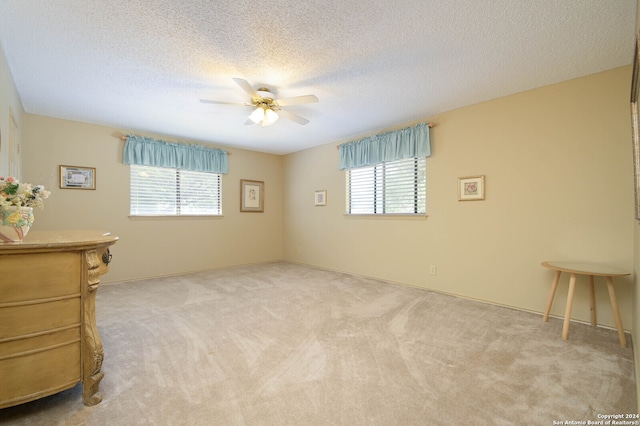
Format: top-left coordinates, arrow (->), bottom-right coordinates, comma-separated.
130,165 -> 222,216
346,157 -> 426,215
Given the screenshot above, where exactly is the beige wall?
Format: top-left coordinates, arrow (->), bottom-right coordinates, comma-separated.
21,115 -> 284,283
0,41 -> 23,176
284,66 -> 635,330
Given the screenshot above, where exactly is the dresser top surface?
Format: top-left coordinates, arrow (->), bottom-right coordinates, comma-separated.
0,230 -> 118,251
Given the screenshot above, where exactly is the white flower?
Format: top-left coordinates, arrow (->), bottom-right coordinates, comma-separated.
0,177 -> 50,209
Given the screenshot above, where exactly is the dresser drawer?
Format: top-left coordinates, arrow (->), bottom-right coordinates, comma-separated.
0,341 -> 80,407
0,326 -> 80,358
0,252 -> 81,303
0,298 -> 80,340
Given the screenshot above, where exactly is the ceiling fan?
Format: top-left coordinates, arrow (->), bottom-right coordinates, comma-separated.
200,78 -> 318,126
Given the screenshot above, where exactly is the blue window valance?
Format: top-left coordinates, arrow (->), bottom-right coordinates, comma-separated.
339,122 -> 431,170
123,135 -> 228,174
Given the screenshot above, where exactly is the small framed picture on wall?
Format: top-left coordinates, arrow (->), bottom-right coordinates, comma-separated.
458,175 -> 485,201
60,165 -> 96,190
240,179 -> 264,212
314,190 -> 327,206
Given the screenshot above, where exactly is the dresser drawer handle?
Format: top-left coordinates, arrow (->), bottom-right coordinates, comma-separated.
102,249 -> 112,265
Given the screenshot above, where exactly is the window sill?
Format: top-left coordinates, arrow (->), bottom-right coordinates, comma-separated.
344,214 -> 428,220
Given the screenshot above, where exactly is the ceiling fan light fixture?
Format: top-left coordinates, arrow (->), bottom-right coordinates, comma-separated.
264,108 -> 279,125
249,105 -> 279,126
249,107 -> 265,124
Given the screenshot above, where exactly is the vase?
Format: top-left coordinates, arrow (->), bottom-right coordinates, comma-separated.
0,207 -> 34,242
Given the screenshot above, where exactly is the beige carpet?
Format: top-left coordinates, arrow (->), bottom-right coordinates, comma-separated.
0,262 -> 636,425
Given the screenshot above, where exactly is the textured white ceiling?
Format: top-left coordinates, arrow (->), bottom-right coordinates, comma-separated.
0,0 -> 636,154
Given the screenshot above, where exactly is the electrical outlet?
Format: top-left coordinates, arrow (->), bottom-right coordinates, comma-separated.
295,247 -> 301,254
429,265 -> 437,275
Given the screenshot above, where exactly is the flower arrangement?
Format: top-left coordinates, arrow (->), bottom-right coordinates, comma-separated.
0,177 -> 51,209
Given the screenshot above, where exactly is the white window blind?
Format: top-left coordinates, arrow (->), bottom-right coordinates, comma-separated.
130,165 -> 222,216
346,157 -> 426,215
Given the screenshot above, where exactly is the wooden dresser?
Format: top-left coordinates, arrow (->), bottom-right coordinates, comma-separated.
0,231 -> 118,409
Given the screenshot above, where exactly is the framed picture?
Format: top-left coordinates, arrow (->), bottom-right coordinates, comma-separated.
240,179 -> 264,212
458,175 -> 485,201
314,190 -> 327,206
60,165 -> 96,190
630,34 -> 640,220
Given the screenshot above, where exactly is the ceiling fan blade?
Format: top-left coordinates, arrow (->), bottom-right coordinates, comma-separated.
275,94 -> 318,107
200,99 -> 251,106
278,108 -> 310,125
232,78 -> 260,101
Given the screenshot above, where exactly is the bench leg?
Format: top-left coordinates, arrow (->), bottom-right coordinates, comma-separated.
543,270 -> 561,322
605,276 -> 627,348
562,273 -> 577,340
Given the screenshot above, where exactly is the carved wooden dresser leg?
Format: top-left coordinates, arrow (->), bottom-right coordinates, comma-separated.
82,249 -> 105,406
